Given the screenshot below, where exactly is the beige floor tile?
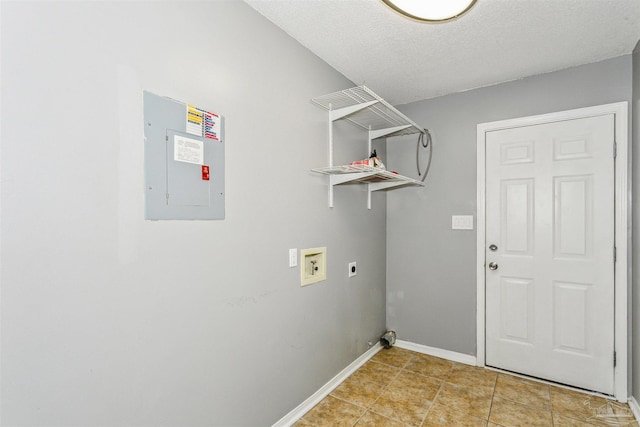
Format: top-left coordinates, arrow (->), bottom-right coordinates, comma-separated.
404,354 -> 453,380
422,402 -> 488,426
611,400 -> 639,426
391,370 -> 443,397
369,373 -> 440,426
549,387 -> 610,422
296,350 -> 639,427
489,396 -> 552,426
350,360 -> 401,386
498,373 -> 546,386
577,399 -> 638,427
553,411 -> 637,427
369,396 -> 429,426
371,347 -> 415,369
552,413 -> 598,426
297,395 -> 365,427
446,364 -> 498,390
355,410 -> 408,426
433,382 -> 493,420
494,374 -> 550,410
330,375 -> 387,409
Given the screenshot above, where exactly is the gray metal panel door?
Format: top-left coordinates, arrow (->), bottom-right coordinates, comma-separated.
144,91 -> 225,220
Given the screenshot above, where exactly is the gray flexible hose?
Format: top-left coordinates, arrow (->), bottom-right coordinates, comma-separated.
416,129 -> 433,182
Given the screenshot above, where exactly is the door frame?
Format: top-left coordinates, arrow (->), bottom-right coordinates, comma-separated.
476,102 -> 629,401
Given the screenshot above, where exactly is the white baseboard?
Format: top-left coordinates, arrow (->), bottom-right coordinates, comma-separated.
272,340 -> 477,426
628,396 -> 640,423
395,340 -> 477,366
272,343 -> 382,427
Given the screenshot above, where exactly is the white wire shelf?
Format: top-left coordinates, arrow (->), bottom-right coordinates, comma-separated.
311,85 -> 424,139
311,85 -> 427,209
312,165 -> 424,190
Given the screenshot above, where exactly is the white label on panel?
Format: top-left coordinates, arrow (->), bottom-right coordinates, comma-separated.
204,111 -> 222,141
186,104 -> 221,141
174,135 -> 204,165
186,104 -> 204,136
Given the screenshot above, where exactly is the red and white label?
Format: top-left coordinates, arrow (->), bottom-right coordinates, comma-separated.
202,165 -> 210,181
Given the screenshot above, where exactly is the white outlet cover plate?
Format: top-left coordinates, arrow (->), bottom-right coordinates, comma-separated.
348,261 -> 357,277
452,215 -> 474,230
289,248 -> 297,267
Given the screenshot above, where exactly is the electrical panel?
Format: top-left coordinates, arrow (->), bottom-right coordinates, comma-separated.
144,91 -> 225,220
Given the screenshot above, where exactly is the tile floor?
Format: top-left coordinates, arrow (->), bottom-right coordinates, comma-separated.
294,347 -> 638,427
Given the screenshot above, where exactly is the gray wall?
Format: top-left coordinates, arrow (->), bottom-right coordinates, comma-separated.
0,2 -> 387,425
632,40 -> 640,401
386,56 -> 633,356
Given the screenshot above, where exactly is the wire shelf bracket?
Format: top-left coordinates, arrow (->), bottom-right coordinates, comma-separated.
311,85 -> 426,209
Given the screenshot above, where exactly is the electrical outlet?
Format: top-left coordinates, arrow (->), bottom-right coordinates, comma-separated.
348,261 -> 357,278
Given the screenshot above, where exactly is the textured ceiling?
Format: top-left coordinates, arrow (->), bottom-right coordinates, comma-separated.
245,0 -> 640,105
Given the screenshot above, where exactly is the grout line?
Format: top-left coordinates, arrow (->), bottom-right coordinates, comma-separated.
333,347 -> 636,427
433,362 -> 497,423
415,354 -> 453,426
360,351 -> 439,425
414,352 -> 457,426
419,377 -> 444,426
492,394 -> 552,413
361,360 -> 404,416
486,372 -> 498,424
349,354 -> 406,426
277,343 -> 384,426
291,347 -> 638,427
485,365 -> 613,401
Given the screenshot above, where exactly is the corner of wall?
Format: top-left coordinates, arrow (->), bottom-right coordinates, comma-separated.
631,37 -> 640,400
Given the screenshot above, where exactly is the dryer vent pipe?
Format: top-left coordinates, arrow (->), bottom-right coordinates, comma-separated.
380,330 -> 396,349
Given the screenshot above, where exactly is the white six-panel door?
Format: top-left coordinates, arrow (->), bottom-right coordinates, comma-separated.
485,114 -> 615,394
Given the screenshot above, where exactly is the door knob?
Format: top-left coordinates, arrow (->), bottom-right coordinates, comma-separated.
488,262 -> 498,271
489,244 -> 498,251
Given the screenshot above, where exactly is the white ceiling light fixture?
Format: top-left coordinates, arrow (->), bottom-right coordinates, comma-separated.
381,0 -> 477,22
